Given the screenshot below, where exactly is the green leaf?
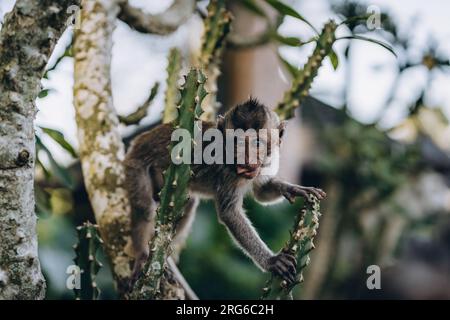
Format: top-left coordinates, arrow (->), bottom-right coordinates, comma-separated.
274,34 -> 302,47
277,53 -> 299,78
240,0 -> 267,18
338,14 -> 372,26
264,0 -> 318,34
36,136 -> 76,189
339,35 -> 397,57
329,49 -> 339,70
40,127 -> 77,158
38,89 -> 51,99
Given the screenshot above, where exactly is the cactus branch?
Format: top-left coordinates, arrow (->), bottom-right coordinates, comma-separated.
73,222 -> 104,300
198,0 -> 232,121
261,195 -> 322,300
276,20 -> 338,120
130,69 -> 207,299
163,48 -> 183,124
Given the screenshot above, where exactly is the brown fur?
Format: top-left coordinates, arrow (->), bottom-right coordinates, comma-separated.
124,99 -> 326,285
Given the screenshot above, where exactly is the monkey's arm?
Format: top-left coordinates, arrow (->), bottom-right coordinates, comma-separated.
215,185 -> 297,282
253,177 -> 326,204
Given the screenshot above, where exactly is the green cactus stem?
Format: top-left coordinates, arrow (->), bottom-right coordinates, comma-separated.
73,221 -> 103,300
261,195 -> 322,300
276,20 -> 338,120
131,69 -> 207,299
198,0 -> 232,120
163,48 -> 183,124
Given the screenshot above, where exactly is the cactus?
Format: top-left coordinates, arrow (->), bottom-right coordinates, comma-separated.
73,221 -> 103,300
261,195 -> 322,300
276,20 -> 338,120
163,48 -> 183,124
131,69 -> 207,299
198,0 -> 232,120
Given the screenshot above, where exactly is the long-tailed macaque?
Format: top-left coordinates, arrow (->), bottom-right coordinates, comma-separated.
124,98 -> 326,285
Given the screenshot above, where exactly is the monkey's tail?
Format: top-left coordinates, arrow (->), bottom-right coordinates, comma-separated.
167,257 -> 199,300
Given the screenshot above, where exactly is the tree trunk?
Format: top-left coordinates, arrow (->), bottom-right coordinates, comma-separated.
0,0 -> 79,299
73,0 -> 133,294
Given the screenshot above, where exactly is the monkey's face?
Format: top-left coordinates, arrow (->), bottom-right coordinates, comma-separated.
221,98 -> 285,179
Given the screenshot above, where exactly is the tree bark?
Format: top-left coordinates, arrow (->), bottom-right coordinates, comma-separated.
73,0 -> 133,294
0,0 -> 80,299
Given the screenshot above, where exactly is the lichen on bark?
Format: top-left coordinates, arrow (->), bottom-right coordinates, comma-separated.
0,0 -> 80,299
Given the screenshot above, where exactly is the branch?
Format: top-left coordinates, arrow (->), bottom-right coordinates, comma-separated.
167,257 -> 199,300
163,48 -> 182,124
0,0 -> 80,299
276,20 -> 338,120
73,0 -> 133,295
118,0 -> 195,35
262,196 -> 322,300
197,0 -> 232,121
130,69 -> 207,299
73,222 -> 103,300
119,82 -> 159,125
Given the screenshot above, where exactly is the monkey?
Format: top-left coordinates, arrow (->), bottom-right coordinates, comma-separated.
124,98 -> 326,287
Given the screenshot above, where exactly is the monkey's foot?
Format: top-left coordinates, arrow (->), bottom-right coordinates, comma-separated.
282,185 -> 326,204
267,252 -> 297,284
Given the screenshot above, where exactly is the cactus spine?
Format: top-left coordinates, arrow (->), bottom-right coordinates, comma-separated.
131,69 -> 207,299
73,222 -> 103,300
262,195 -> 322,300
276,20 -> 337,120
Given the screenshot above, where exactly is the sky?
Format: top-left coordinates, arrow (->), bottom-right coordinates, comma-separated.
1,0 -> 449,164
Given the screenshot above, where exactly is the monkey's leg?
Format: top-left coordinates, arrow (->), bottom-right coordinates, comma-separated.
125,163 -> 158,284
171,197 -> 199,262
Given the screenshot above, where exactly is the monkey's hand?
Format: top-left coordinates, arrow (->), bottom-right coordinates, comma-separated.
267,252 -> 297,284
281,183 -> 326,204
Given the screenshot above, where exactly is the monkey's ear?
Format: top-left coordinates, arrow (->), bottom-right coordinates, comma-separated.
278,120 -> 287,139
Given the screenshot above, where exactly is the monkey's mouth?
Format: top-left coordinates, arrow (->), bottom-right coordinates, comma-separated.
236,165 -> 260,179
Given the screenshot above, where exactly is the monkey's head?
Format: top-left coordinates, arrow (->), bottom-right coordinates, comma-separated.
218,98 -> 286,179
